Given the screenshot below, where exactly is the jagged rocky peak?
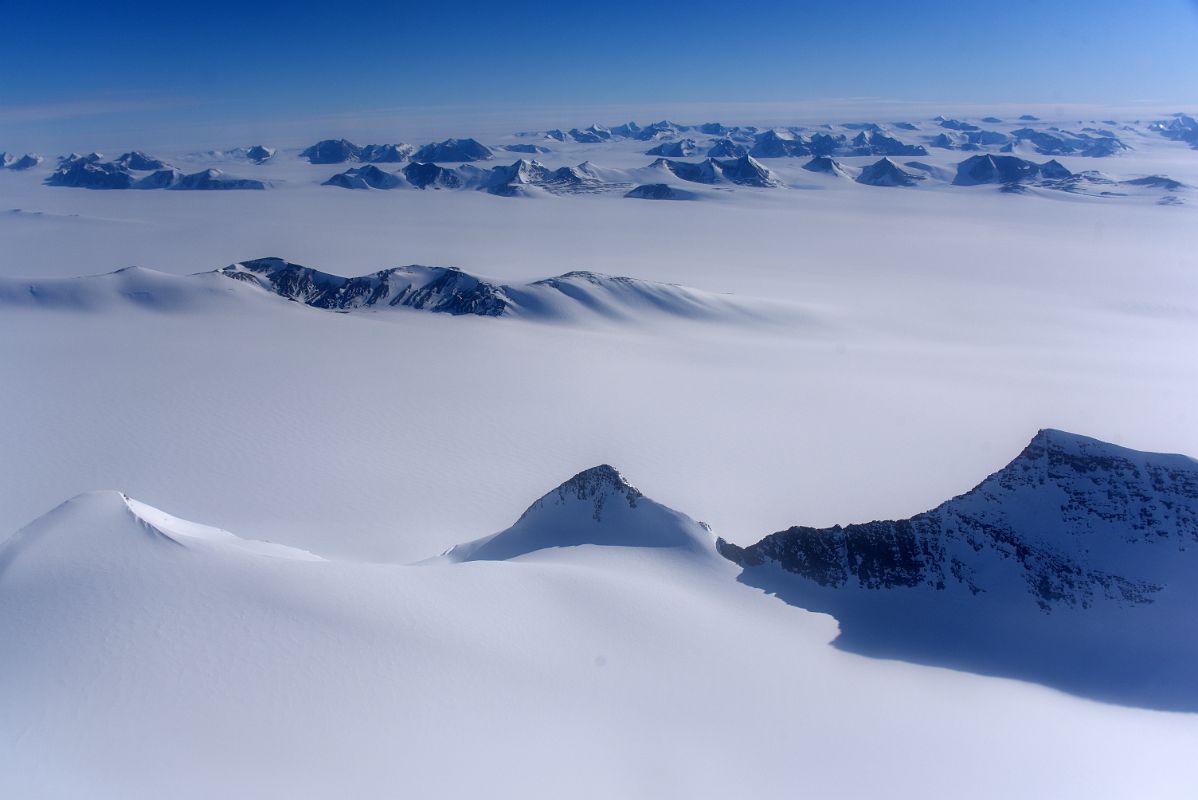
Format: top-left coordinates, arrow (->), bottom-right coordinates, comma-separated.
440,464 -> 716,563
537,464 -> 642,516
719,429 -> 1198,611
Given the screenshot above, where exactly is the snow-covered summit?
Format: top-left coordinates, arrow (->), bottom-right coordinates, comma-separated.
720,428 -> 1198,610
440,465 -> 715,562
719,428 -> 1198,709
1,490 -> 320,575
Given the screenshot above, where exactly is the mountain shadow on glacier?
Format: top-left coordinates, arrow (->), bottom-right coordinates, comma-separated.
720,429 -> 1198,711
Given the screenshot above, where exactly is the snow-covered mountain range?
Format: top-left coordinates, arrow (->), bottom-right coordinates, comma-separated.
0,257 -> 778,324
13,112 -> 1193,203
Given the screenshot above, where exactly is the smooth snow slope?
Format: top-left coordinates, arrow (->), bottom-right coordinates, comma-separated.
3,478 -> 1197,799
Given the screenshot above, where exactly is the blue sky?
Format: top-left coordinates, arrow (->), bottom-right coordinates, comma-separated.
2,0 -> 1197,142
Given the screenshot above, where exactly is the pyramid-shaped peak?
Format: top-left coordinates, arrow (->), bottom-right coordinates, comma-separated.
438,465 -> 714,563
523,464 -> 642,523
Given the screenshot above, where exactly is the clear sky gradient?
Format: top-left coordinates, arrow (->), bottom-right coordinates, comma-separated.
2,0 -> 1197,143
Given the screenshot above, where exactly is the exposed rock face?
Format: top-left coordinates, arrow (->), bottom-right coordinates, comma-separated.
402,162 -> 464,189
170,169 -> 265,190
951,154 -> 1072,186
114,151 -> 170,171
716,155 -> 781,187
569,124 -> 612,143
5,153 -> 43,170
634,120 -> 685,141
476,159 -> 595,196
850,131 -> 928,157
503,144 -> 551,154
855,158 -> 925,187
323,165 -> 403,190
439,464 -> 716,563
46,160 -> 134,189
802,155 -> 850,178
749,129 -> 811,158
706,138 -> 747,158
1009,127 -> 1129,157
517,465 -> 642,525
410,138 -> 493,163
719,429 -> 1198,611
652,156 -> 780,187
301,140 -> 412,164
134,168 -> 184,189
625,183 -> 693,200
1123,175 -> 1185,191
358,143 -> 414,163
301,139 -> 361,164
245,145 -> 275,164
221,258 -> 510,315
1149,114 -> 1198,149
939,118 -> 980,132
645,139 -> 697,157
